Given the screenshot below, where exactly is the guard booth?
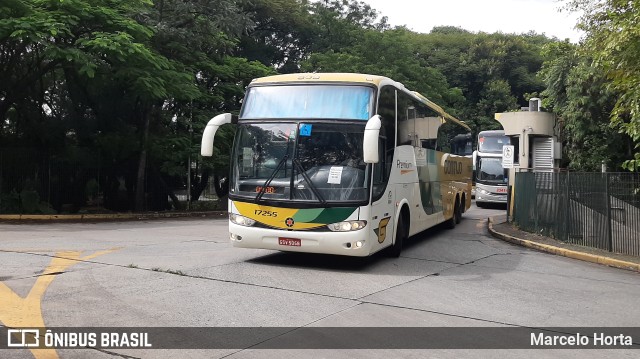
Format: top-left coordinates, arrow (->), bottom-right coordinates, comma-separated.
494,98 -> 562,220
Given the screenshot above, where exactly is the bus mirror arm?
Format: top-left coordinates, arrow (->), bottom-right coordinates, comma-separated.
201,113 -> 236,156
363,115 -> 381,163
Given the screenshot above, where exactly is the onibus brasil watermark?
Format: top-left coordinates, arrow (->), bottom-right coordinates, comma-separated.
3,327 -> 638,349
7,328 -> 151,349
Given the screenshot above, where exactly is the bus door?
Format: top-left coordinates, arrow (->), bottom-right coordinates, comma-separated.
370,135 -> 395,250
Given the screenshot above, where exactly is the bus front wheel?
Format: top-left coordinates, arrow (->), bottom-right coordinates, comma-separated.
388,215 -> 405,258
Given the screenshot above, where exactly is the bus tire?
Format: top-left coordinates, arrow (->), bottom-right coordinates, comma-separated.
388,215 -> 405,258
455,196 -> 463,224
446,199 -> 458,229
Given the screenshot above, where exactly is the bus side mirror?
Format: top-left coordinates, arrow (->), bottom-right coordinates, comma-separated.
201,113 -> 234,156
363,115 -> 381,163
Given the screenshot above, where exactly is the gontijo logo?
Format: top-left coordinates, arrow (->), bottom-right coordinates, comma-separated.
443,159 -> 462,175
441,154 -> 463,175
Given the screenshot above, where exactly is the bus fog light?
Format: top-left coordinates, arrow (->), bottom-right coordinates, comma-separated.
355,241 -> 364,248
230,233 -> 242,241
327,220 -> 367,232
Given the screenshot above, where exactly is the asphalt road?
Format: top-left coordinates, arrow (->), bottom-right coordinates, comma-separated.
1,204 -> 638,358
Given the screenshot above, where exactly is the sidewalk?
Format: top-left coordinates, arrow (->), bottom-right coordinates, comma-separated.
488,215 -> 640,273
0,211 -> 227,222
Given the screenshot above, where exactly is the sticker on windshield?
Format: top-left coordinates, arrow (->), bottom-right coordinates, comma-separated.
328,166 -> 343,184
299,124 -> 312,136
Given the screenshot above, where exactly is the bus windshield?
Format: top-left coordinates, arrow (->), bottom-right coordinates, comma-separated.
478,135 -> 509,153
477,157 -> 507,184
240,85 -> 374,120
452,134 -> 473,155
230,122 -> 369,204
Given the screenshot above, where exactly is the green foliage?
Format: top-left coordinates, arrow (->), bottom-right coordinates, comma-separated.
10,0 -> 637,215
186,199 -> 224,211
0,190 -> 21,214
565,0 -> 640,170
1,0 -> 272,212
85,178 -> 100,199
539,40 -> 631,170
20,189 -> 39,213
0,188 -> 56,214
413,31 -> 549,137
302,26 -> 464,116
296,3 -> 550,145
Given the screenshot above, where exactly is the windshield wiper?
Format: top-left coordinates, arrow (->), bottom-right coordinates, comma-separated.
255,154 -> 288,202
293,159 -> 326,205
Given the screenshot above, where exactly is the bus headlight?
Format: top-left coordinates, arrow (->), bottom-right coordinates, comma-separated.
327,220 -> 367,232
229,213 -> 256,227
478,188 -> 490,195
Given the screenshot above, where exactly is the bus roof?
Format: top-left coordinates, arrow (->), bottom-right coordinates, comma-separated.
250,73 -> 470,131
250,73 -> 391,86
478,130 -> 506,137
412,92 -> 471,131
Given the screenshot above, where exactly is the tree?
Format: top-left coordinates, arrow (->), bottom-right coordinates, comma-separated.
143,0 -> 274,207
539,41 -> 631,170
567,0 -> 640,170
0,0 -> 271,212
302,26 -> 464,112
409,29 -> 551,138
238,0 -> 314,73
1,0 -> 194,211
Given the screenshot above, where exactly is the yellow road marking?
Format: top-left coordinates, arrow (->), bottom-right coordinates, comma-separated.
0,249 -> 118,359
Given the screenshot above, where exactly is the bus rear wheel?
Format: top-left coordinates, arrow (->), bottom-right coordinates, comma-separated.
446,198 -> 459,229
456,197 -> 463,224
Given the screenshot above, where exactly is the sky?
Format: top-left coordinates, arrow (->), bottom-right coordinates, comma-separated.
360,0 -> 583,42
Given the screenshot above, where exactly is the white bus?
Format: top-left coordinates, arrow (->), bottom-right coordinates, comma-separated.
474,130 -> 510,207
201,73 -> 472,257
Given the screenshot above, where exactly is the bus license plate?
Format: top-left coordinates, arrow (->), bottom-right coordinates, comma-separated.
497,188 -> 508,193
278,238 -> 301,247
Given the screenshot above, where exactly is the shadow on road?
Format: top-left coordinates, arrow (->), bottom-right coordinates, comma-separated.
246,222 -> 455,271
475,202 -> 508,210
247,251 -> 379,272
244,215 -> 521,281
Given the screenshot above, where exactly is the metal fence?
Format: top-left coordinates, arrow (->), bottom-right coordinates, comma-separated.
513,171 -> 640,256
0,149 -> 224,215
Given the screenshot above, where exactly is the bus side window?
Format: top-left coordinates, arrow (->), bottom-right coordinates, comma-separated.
397,91 -> 415,146
410,98 -> 439,150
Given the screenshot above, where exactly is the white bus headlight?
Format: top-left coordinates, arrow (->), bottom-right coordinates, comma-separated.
327,220 -> 367,232
478,189 -> 490,195
229,213 -> 256,227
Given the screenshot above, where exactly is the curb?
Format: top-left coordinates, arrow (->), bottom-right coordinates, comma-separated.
487,217 -> 640,273
0,211 -> 227,222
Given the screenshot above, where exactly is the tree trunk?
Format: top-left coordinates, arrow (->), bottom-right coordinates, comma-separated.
134,108 -> 150,212
213,173 -> 229,198
151,167 -> 182,210
190,167 -> 210,202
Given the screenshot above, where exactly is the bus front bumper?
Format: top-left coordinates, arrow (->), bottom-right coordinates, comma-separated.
475,191 -> 508,204
228,222 -> 374,257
